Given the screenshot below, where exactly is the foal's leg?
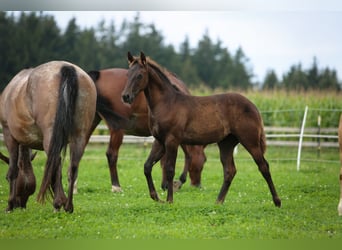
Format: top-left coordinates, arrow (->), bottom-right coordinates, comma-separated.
160,144 -> 188,191
144,140 -> 165,202
242,141 -> 281,207
216,136 -> 239,204
65,138 -> 87,213
106,129 -> 124,192
161,144 -> 205,192
164,142 -> 178,203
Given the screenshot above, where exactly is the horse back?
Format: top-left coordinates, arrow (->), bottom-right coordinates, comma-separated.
1,61 -> 96,149
26,62 -> 93,135
0,68 -> 38,145
156,92 -> 264,145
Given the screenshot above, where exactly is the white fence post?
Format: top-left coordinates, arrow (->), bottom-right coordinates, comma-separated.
297,106 -> 309,171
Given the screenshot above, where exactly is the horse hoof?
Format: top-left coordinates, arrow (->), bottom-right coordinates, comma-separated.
274,197 -> 282,207
190,183 -> 202,189
161,183 -> 167,191
64,207 -> 74,213
5,207 -> 13,213
112,185 -> 122,193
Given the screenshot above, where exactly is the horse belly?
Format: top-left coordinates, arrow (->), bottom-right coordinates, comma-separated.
183,121 -> 227,145
11,123 -> 44,149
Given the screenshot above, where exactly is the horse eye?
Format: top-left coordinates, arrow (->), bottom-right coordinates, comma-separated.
137,74 -> 143,80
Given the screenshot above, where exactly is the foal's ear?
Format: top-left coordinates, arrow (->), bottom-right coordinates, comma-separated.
127,52 -> 134,64
140,52 -> 147,66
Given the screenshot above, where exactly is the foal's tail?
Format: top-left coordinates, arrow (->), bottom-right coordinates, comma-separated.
37,65 -> 79,203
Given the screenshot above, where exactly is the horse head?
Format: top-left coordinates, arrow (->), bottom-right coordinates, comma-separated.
122,52 -> 149,104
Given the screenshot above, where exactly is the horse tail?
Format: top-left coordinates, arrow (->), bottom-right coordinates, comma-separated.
96,93 -> 129,130
37,65 -> 78,203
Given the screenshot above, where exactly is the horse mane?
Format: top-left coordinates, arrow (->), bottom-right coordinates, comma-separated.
139,57 -> 182,92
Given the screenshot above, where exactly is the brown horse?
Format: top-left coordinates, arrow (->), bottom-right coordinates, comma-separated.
86,68 -> 206,193
122,52 -> 281,207
338,114 -> 342,216
0,61 -> 99,213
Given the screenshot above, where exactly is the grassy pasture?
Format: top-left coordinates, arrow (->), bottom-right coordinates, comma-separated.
0,89 -> 341,240
0,142 -> 341,239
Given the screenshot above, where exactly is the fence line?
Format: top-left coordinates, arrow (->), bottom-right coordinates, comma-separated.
0,106 -> 340,170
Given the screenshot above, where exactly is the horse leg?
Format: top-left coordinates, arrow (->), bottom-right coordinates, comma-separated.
50,155 -> 67,211
338,167 -> 342,216
164,142 -> 178,203
4,132 -> 20,212
65,138 -> 86,213
167,144 -> 191,192
216,136 -> 238,204
106,129 -> 124,192
73,113 -> 101,194
242,140 -> 281,207
161,144 -> 206,192
160,155 -> 168,190
338,115 -> 342,215
144,140 -> 165,202
16,145 -> 36,208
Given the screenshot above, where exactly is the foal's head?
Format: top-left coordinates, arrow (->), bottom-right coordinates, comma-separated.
122,52 -> 150,104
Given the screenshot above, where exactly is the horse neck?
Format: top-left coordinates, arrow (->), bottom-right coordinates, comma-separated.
144,66 -> 177,110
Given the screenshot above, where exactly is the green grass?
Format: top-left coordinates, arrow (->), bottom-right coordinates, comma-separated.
190,89 -> 342,127
0,143 -> 341,239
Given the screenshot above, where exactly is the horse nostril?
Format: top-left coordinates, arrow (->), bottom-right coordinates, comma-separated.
122,94 -> 130,103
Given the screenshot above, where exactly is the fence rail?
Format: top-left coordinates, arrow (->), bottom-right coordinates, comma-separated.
0,127 -> 337,146
0,106 -> 340,171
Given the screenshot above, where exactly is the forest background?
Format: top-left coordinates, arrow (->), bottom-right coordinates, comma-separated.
0,11 -> 341,92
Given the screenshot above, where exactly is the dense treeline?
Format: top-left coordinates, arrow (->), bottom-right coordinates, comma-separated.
0,11 -> 340,91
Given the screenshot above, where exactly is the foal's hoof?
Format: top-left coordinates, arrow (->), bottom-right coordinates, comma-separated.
274,197 -> 282,207
112,185 -> 123,193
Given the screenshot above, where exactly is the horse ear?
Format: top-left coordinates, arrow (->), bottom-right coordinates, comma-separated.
140,52 -> 146,66
127,52 -> 134,64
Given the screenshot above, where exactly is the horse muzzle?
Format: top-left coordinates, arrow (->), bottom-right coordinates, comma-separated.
122,94 -> 134,104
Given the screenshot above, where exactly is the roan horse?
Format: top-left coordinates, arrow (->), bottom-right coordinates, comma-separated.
122,52 -> 282,207
0,60 -> 109,213
86,68 -> 206,192
338,114 -> 342,216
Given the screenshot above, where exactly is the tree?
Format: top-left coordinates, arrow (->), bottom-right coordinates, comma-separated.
318,68 -> 340,90
262,70 -> 279,90
61,17 -> 80,63
0,12 -> 16,89
229,47 -> 252,89
282,64 -> 309,90
307,57 -> 320,89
